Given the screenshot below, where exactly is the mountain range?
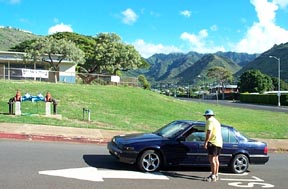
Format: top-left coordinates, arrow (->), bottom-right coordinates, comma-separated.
1,27 -> 287,84
141,52 -> 256,85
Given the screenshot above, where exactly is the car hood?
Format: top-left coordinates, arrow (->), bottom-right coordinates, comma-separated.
115,133 -> 162,144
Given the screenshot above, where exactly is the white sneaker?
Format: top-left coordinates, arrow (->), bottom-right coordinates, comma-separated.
205,175 -> 216,182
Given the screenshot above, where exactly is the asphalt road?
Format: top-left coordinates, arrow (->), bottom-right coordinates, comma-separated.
1,139 -> 286,189
178,98 -> 288,113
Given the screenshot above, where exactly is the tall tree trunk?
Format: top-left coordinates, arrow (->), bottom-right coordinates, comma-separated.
54,72 -> 58,83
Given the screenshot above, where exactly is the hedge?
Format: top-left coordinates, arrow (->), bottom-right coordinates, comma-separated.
239,93 -> 288,106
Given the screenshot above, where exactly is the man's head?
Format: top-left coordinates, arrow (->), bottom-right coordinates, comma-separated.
203,109 -> 214,119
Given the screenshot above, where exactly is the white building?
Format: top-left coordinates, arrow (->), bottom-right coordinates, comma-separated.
0,51 -> 76,83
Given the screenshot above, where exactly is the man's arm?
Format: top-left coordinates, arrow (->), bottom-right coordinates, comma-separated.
204,130 -> 211,149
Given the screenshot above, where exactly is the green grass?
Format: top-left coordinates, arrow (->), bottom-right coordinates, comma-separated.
0,80 -> 287,139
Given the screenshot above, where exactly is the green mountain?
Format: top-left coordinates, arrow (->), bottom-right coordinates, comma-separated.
0,27 -> 40,50
215,51 -> 258,67
143,52 -> 203,83
236,43 -> 288,82
141,52 -> 256,85
176,54 -> 242,84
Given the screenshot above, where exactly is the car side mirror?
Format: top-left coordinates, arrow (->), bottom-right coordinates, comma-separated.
177,136 -> 186,142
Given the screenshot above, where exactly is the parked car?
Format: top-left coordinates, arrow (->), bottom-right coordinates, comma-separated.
107,120 -> 269,174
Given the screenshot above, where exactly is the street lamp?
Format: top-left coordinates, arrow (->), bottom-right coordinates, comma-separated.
269,56 -> 281,107
198,75 -> 204,100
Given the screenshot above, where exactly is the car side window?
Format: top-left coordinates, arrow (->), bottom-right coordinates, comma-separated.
229,129 -> 238,143
185,126 -> 205,142
222,127 -> 229,143
222,127 -> 238,143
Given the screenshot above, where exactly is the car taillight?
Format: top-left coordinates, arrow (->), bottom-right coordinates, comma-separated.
264,146 -> 268,154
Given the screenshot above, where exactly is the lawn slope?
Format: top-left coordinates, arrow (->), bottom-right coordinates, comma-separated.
0,80 -> 287,139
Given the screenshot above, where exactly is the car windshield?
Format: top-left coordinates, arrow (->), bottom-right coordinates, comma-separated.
154,121 -> 191,138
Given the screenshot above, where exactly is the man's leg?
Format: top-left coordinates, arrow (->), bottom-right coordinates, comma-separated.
208,155 -> 214,174
211,156 -> 217,175
215,155 -> 219,175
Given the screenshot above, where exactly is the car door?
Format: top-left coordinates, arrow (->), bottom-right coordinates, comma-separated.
189,125 -> 209,165
220,126 -> 239,165
179,125 -> 207,165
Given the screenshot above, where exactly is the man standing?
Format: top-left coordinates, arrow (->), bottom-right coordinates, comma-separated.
203,109 -> 223,182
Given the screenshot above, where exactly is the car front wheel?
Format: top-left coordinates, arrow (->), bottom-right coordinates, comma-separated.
230,154 -> 249,174
138,150 -> 161,172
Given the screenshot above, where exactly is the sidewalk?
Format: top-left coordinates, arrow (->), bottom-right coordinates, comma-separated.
0,122 -> 287,152
0,123 -> 127,144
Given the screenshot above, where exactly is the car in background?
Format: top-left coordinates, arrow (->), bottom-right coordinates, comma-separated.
107,120 -> 269,174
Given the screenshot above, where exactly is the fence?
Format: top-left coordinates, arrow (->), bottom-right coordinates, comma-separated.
0,67 -> 139,87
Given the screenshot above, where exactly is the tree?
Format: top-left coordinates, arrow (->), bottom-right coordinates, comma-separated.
77,33 -> 149,84
10,39 -> 39,52
25,37 -> 85,82
206,66 -> 233,99
11,32 -> 149,84
138,75 -> 151,90
238,70 -> 273,93
49,32 -> 96,65
271,77 -> 288,91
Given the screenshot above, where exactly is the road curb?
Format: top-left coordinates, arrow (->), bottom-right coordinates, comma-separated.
0,132 -> 110,144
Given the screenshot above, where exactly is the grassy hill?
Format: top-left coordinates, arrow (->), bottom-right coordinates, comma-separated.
0,27 -> 40,50
0,80 -> 287,139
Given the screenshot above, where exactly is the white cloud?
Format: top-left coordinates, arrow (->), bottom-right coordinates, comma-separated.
273,0 -> 288,8
53,18 -> 59,23
48,23 -> 73,35
176,0 -> 288,54
210,25 -> 218,31
0,0 -> 21,4
180,30 -> 225,53
121,8 -> 138,25
132,39 -> 182,58
180,10 -> 191,17
234,0 -> 288,53
9,0 -> 20,3
150,11 -> 160,17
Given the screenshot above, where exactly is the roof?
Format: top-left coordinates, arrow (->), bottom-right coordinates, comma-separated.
0,50 -> 74,64
209,84 -> 238,89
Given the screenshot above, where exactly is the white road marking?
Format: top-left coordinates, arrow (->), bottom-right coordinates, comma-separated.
39,167 -> 169,182
219,172 -> 249,176
39,167 -> 275,188
39,167 -> 103,182
221,176 -> 264,182
228,182 -> 275,188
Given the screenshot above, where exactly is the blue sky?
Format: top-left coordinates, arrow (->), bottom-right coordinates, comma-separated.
1,0 -> 288,58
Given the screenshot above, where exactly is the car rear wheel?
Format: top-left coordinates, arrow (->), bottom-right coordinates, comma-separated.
138,150 -> 161,172
230,154 -> 249,174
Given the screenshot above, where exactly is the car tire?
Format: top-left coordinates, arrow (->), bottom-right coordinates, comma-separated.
230,154 -> 249,174
137,150 -> 161,172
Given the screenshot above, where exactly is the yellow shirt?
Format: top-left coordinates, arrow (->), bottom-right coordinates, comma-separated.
205,116 -> 223,147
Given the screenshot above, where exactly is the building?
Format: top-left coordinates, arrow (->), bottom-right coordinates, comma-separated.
0,51 -> 76,83
209,84 -> 239,94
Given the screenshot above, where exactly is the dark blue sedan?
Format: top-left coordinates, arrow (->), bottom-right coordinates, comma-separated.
107,120 -> 269,174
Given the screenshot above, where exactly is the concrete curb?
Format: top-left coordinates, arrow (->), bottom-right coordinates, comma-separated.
0,132 -> 110,144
